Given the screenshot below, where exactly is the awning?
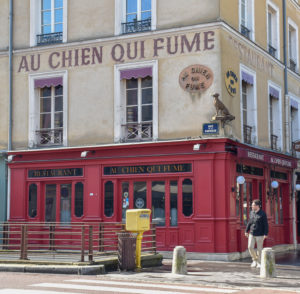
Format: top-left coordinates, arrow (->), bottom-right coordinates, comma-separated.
290,98 -> 298,109
34,77 -> 63,88
241,71 -> 254,85
120,67 -> 152,80
269,86 -> 279,99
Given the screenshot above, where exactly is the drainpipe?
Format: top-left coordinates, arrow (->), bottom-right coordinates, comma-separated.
8,0 -> 13,151
283,0 -> 297,248
7,0 -> 13,221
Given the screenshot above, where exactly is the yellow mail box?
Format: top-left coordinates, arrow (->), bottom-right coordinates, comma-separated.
126,209 -> 151,232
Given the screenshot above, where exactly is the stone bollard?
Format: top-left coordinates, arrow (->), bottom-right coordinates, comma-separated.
260,247 -> 276,278
172,246 -> 187,275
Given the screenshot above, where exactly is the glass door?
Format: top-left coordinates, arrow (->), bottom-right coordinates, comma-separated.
44,183 -> 71,223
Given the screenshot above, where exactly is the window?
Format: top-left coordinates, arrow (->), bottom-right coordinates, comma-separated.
60,184 -> 71,224
75,182 -> 84,218
28,184 -> 38,218
240,67 -> 257,145
267,1 -> 279,58
29,72 -> 67,148
124,77 -> 153,141
240,0 -> 254,40
114,61 -> 158,143
268,83 -> 282,151
182,179 -> 193,217
30,0 -> 67,46
288,19 -> 299,73
290,97 -> 300,156
104,181 -> 114,217
115,0 -> 156,35
152,181 -> 165,226
170,181 -> 178,226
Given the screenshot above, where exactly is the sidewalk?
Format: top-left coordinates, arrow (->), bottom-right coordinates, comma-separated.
110,256 -> 300,292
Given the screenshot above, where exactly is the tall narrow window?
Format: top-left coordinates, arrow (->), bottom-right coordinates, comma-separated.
240,0 -> 253,39
268,85 -> 281,151
75,182 -> 84,218
38,0 -> 63,45
122,182 -> 129,222
125,77 -> 153,141
123,0 -> 152,33
104,181 -> 114,217
288,22 -> 298,73
182,179 -> 193,217
170,181 -> 178,226
45,184 -> 56,222
60,184 -> 71,224
241,69 -> 256,145
152,181 -> 165,226
267,3 -> 279,58
38,85 -> 63,146
134,181 -> 147,209
28,184 -> 38,218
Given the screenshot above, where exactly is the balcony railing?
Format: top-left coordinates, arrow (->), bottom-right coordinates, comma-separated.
122,18 -> 151,34
121,122 -> 152,142
271,134 -> 278,151
268,44 -> 277,58
243,124 -> 252,144
240,25 -> 251,39
35,129 -> 63,147
290,59 -> 297,73
37,32 -> 63,46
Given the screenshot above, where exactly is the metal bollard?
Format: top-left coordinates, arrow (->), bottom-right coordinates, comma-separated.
260,247 -> 276,278
172,246 -> 187,275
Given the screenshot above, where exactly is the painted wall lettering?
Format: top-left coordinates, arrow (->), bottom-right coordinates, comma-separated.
17,32 -> 215,73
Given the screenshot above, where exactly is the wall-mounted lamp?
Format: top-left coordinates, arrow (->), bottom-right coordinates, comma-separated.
80,150 -> 95,158
193,144 -> 201,151
295,184 -> 300,191
236,175 -> 245,185
271,180 -> 279,189
7,155 -> 15,162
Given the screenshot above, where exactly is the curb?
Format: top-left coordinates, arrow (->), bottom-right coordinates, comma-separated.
0,264 -> 105,275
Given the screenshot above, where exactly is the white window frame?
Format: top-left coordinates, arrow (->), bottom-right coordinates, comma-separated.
288,18 -> 299,72
239,0 -> 255,41
28,71 -> 68,147
114,60 -> 158,142
268,81 -> 283,151
30,0 -> 68,47
240,65 -> 257,145
266,0 -> 280,59
115,0 -> 157,35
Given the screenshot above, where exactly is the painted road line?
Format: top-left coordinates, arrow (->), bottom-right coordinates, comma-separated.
66,279 -> 238,293
0,289 -> 82,294
32,282 -> 238,294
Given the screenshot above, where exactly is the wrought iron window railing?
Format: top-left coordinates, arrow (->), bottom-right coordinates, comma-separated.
121,122 -> 152,142
271,134 -> 278,151
240,25 -> 251,39
37,32 -> 63,46
268,44 -> 277,58
122,18 -> 151,34
289,59 -> 297,73
243,124 -> 252,144
35,129 -> 63,147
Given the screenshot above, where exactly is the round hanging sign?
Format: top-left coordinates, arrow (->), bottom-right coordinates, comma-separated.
179,64 -> 214,93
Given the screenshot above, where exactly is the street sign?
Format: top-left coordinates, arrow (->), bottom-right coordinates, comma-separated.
203,123 -> 219,135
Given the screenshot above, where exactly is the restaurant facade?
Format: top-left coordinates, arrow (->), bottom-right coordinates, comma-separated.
1,0 -> 300,256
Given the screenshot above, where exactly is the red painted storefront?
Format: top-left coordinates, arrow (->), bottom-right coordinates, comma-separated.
8,138 -> 298,253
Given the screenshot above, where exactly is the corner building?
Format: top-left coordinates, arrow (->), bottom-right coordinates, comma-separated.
2,0 -> 300,258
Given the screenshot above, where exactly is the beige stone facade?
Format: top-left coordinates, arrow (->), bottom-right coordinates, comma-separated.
0,0 -> 299,155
